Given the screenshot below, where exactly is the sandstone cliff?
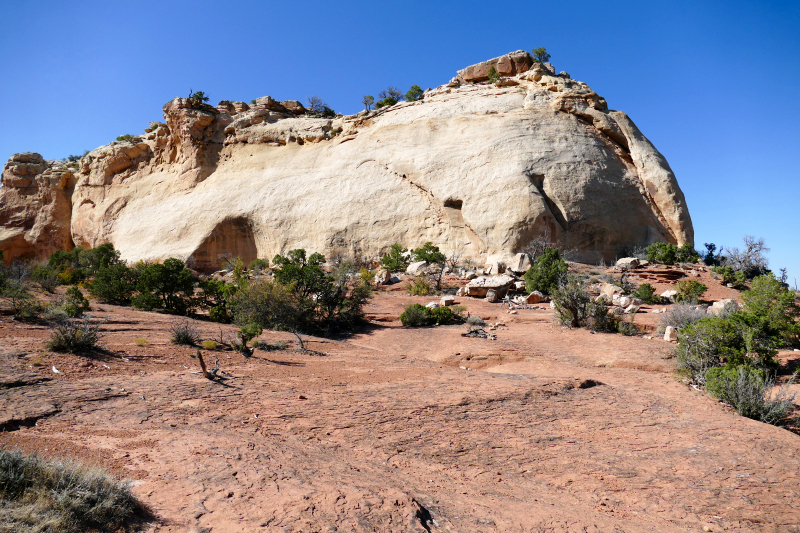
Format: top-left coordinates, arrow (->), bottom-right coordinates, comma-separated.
0,51 -> 693,270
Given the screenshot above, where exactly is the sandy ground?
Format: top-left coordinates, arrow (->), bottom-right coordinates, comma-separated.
1,266 -> 799,533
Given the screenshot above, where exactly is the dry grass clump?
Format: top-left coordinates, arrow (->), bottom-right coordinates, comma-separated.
135,337 -> 148,347
0,447 -> 149,532
659,304 -> 707,332
170,320 -> 199,346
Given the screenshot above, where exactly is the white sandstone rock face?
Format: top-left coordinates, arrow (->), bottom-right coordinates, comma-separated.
0,52 -> 694,270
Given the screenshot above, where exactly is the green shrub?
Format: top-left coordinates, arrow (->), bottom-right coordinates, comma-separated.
170,320 -> 199,346
632,282 -> 661,304
429,306 -> 454,325
675,315 -> 780,385
705,365 -> 796,426
400,303 -> 431,327
46,316 -> 103,353
208,304 -> 231,324
80,243 -> 122,274
189,90 -> 210,103
524,247 -> 568,296
675,280 -> 707,303
58,267 -> 85,285
531,47 -> 551,63
229,261 -> 370,338
676,317 -> 742,385
115,134 -> 138,142
88,263 -> 137,303
551,273 -> 590,328
487,65 -> 500,83
741,273 -> 800,341
450,305 -> 467,321
135,258 -> 196,314
646,242 -> 677,265
272,249 -> 328,298
617,312 -> 638,336
375,87 -> 404,109
711,265 -> 747,289
407,276 -> 433,296
63,286 -> 90,317
15,298 -> 44,322
248,258 -> 269,272
31,265 -> 59,292
131,291 -> 161,311
676,243 -> 700,263
645,242 -> 699,265
411,242 -> 446,265
238,323 -> 263,345
0,447 -> 147,533
405,84 -> 424,101
380,243 -> 410,272
362,95 -> 375,110
587,298 -> 621,333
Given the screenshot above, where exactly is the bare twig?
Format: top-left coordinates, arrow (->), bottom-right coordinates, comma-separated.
196,350 -> 221,380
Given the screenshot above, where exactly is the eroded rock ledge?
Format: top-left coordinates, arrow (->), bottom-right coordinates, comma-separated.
0,51 -> 693,271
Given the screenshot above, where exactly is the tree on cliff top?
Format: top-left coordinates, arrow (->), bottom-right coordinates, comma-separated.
531,47 -> 551,63
189,90 -> 210,103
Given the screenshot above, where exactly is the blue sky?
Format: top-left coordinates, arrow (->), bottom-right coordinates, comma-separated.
1,0 -> 798,283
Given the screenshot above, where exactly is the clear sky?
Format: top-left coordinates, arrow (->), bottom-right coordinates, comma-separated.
1,0 -> 798,283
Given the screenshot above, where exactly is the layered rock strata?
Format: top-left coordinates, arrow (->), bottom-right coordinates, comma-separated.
0,51 -> 693,271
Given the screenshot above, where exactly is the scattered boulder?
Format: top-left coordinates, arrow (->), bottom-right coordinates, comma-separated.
600,283 -> 624,299
660,290 -> 678,302
406,261 -> 428,275
508,253 -> 532,274
707,299 -> 738,316
373,268 -> 391,286
513,281 -> 527,291
485,261 -> 506,275
441,295 -> 455,307
664,326 -> 678,342
464,275 -> 515,298
485,290 -> 499,303
618,296 -> 632,308
425,302 -> 439,309
525,291 -> 547,304
625,304 -> 640,314
616,257 -> 640,270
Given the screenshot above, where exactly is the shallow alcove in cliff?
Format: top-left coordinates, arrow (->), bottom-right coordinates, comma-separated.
187,217 -> 258,272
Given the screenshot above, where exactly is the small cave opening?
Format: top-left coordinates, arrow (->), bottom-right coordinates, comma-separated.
188,217 -> 258,273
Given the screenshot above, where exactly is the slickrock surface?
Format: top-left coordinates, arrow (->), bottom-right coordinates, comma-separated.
1,52 -> 692,271
2,286 -> 798,532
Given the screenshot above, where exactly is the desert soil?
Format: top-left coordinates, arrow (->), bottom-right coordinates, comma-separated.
1,267 -> 799,533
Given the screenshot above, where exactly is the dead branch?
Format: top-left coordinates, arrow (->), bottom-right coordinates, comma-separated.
197,350 -> 221,380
